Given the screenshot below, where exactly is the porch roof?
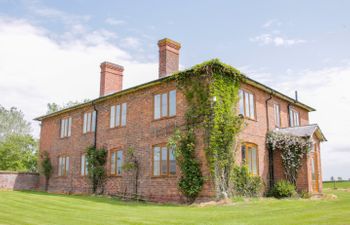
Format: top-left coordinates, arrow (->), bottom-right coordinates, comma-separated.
274,124 -> 327,142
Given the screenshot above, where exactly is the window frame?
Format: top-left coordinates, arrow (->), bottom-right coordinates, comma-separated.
80,153 -> 89,176
273,103 -> 281,128
153,89 -> 177,121
241,142 -> 259,176
60,117 -> 72,138
83,111 -> 96,134
239,89 -> 257,121
289,107 -> 300,127
58,155 -> 70,177
110,149 -> 123,176
151,143 -> 176,177
109,103 -> 127,129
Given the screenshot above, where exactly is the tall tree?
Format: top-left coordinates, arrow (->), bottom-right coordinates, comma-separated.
0,105 -> 31,141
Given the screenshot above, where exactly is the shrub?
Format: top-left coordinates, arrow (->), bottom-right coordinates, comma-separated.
40,151 -> 52,191
270,180 -> 296,199
86,146 -> 107,194
231,165 -> 263,197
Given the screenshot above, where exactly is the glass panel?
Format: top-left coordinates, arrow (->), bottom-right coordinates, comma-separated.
91,111 -> 96,132
67,118 -> 72,136
111,152 -> 116,174
241,145 -> 246,164
154,95 -> 160,119
65,157 -> 69,175
83,113 -> 87,133
63,119 -> 67,137
274,104 -> 280,127
115,105 -> 121,127
249,93 -> 255,119
81,155 -> 85,175
161,93 -> 168,117
58,157 -> 62,176
121,103 -> 127,126
169,90 -> 176,116
244,92 -> 250,118
110,105 -> 115,128
169,147 -> 176,175
60,120 -> 65,138
87,112 -> 91,132
289,110 -> 294,126
295,112 -> 299,126
117,151 -> 123,175
153,147 -> 160,176
247,147 -> 252,172
251,147 -> 257,175
85,156 -> 89,175
239,90 -> 244,115
161,147 -> 167,175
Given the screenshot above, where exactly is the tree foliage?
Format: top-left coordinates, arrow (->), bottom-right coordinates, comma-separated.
46,99 -> 90,114
267,132 -> 311,185
0,105 -> 31,141
40,151 -> 53,191
86,146 -> 107,194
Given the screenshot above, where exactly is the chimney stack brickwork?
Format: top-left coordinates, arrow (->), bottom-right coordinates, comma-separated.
100,62 -> 124,96
158,38 -> 181,78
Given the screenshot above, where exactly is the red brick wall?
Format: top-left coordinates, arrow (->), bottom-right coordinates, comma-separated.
39,80 -> 313,201
0,172 -> 39,190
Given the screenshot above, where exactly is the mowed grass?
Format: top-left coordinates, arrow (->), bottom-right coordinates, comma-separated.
323,181 -> 350,189
0,186 -> 350,225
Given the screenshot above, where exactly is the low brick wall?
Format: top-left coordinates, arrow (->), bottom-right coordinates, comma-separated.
0,171 -> 39,190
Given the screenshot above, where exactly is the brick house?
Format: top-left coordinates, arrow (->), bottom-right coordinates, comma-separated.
35,38 -> 326,202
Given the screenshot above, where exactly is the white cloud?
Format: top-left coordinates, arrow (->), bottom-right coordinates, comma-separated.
105,18 -> 125,26
262,19 -> 282,28
0,17 -> 157,137
120,37 -> 141,49
247,63 -> 350,179
250,34 -> 306,47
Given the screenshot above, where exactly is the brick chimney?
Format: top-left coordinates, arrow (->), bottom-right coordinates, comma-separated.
158,38 -> 181,78
99,62 -> 124,97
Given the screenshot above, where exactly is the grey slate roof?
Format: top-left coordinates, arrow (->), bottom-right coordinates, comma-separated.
274,124 -> 327,142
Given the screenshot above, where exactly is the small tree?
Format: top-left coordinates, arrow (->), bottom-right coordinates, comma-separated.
123,147 -> 139,199
86,146 -> 107,194
40,151 -> 53,191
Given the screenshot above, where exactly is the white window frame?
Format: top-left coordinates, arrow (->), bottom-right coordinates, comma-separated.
83,111 -> 96,134
110,103 -> 127,128
154,90 -> 176,120
58,156 -> 69,176
239,89 -> 256,120
274,103 -> 281,128
289,108 -> 300,127
60,117 -> 72,138
81,154 -> 88,176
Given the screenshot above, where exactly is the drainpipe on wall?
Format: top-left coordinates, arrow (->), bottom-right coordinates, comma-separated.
287,104 -> 291,127
92,101 -> 98,148
265,92 -> 274,189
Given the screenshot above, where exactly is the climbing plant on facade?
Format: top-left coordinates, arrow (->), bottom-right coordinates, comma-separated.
267,132 -> 311,185
86,145 -> 107,194
172,59 -> 244,200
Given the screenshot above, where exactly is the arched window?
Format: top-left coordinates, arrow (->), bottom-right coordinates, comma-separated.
241,143 -> 258,175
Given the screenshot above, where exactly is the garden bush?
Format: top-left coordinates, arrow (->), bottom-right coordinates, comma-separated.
270,180 -> 296,198
231,165 -> 263,197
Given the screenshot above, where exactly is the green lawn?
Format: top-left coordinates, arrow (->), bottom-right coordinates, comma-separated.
323,181 -> 350,189
0,187 -> 350,225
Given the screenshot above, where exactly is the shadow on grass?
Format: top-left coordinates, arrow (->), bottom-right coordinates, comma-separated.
15,190 -> 181,208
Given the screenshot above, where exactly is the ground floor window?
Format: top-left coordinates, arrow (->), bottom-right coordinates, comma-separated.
58,156 -> 69,176
152,144 -> 176,176
241,143 -> 258,175
110,150 -> 123,176
81,154 -> 88,176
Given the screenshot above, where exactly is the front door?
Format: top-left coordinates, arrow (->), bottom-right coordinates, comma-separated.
311,144 -> 319,193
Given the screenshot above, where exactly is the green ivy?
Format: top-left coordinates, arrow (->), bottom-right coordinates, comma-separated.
40,151 -> 53,191
86,146 -> 107,194
172,59 -> 244,200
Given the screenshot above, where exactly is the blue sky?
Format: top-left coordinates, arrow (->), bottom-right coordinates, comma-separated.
1,0 -> 349,180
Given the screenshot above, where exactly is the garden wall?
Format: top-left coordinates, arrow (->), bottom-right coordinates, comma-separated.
0,171 -> 39,190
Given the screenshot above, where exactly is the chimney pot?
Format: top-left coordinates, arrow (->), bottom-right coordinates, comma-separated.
158,38 -> 181,78
99,62 -> 124,97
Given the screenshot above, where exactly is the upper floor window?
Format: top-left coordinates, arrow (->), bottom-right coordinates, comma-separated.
239,89 -> 255,120
110,103 -> 127,128
289,108 -> 300,127
110,150 -> 123,176
274,103 -> 281,128
60,117 -> 72,138
58,155 -> 69,176
154,90 -> 176,120
83,111 -> 96,134
81,154 -> 88,176
152,144 -> 176,176
241,143 -> 258,175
